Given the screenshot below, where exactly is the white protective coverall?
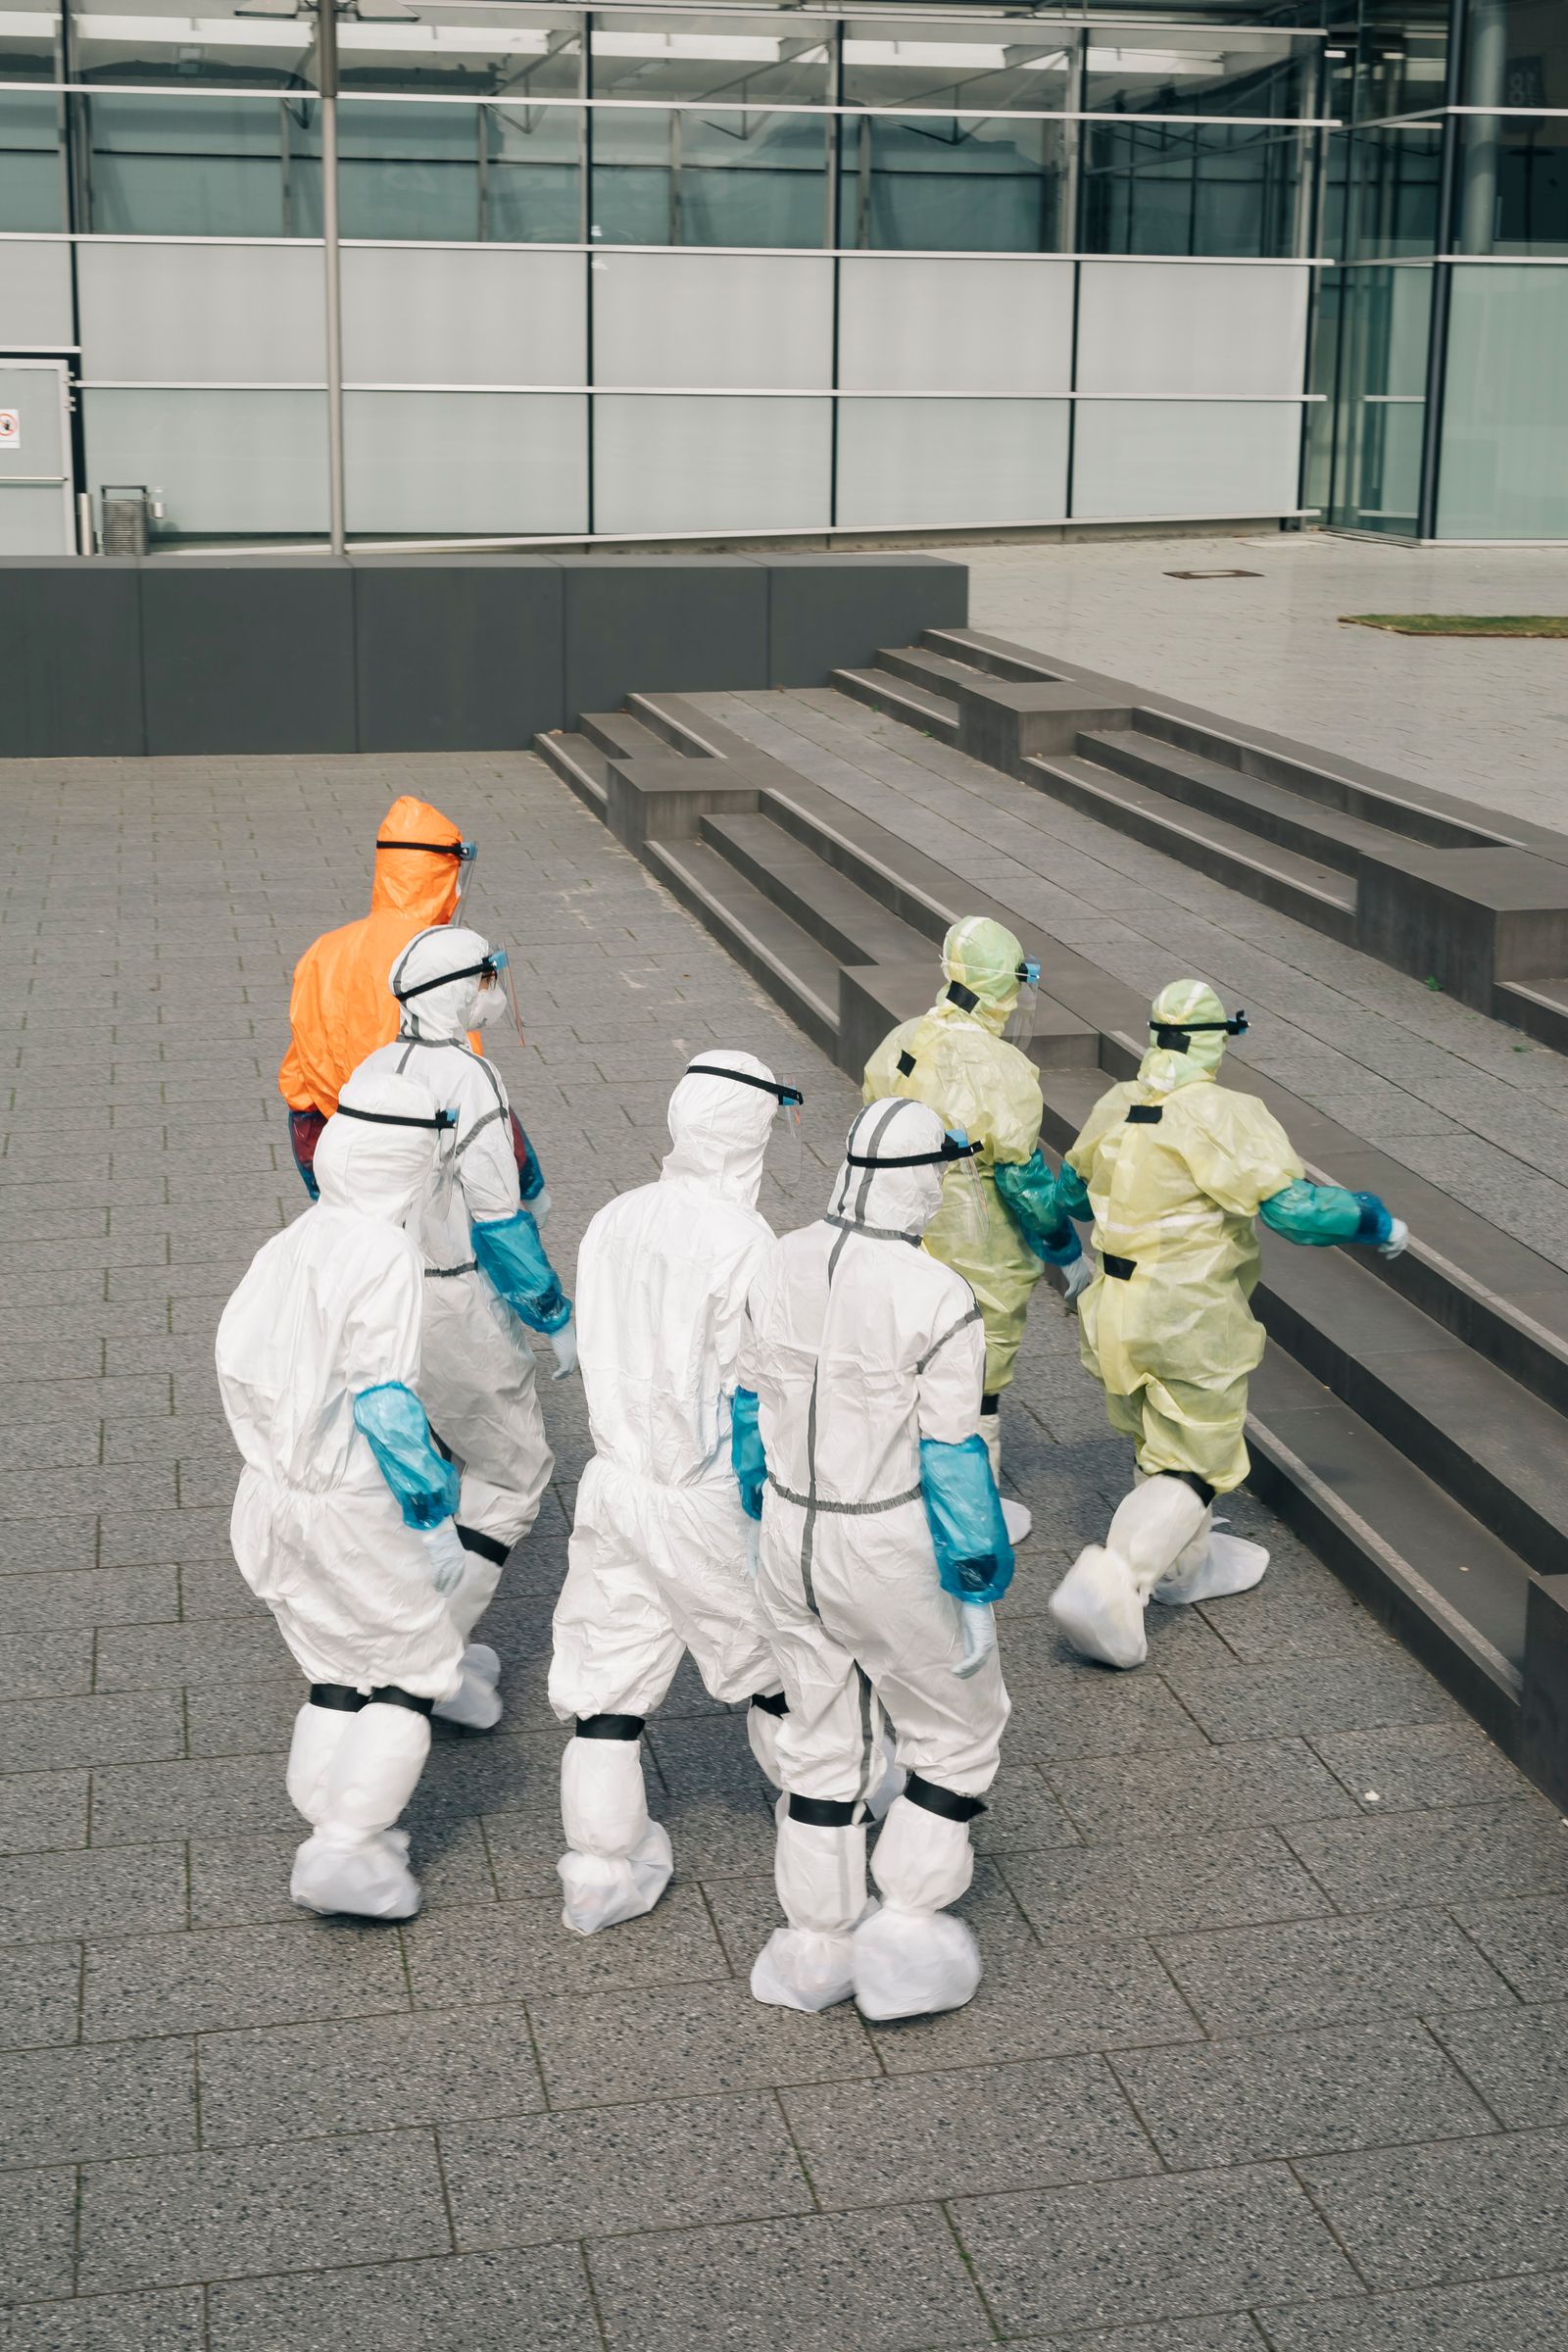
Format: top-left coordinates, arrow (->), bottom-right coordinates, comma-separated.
741,1098 -> 1011,2022
216,1068 -> 485,1923
548,1054 -> 790,1936
359,926 -> 568,1621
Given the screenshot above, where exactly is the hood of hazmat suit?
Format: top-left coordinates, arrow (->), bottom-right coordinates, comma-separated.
548,1053 -> 786,1937
1064,979 -> 1302,1494
215,1063 -> 466,1701
739,1097 -> 1009,2020
863,916 -> 1045,1395
278,797 -> 470,1117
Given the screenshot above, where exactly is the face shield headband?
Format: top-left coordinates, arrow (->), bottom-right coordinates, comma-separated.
334,1105 -> 457,1133
845,1133 -> 979,1169
1151,1010 -> 1250,1053
393,952 -> 505,1005
376,837 -> 477,905
684,1064 -> 804,1109
685,1064 -> 805,1186
845,1128 -> 984,1246
947,958 -> 1041,1048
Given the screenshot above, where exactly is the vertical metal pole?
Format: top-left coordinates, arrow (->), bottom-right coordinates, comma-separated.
318,0 -> 346,556
1416,0 -> 1466,541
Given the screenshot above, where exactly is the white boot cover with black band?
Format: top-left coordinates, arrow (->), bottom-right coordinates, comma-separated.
751,1803 -> 871,2013
1153,1519 -> 1270,1606
289,1698 -> 431,1921
854,1791 -> 980,2021
558,1729 -> 673,1936
1048,1474 -> 1210,1671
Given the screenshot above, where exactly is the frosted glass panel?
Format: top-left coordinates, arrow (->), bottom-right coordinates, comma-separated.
344,391 -> 587,534
838,257 -> 1072,395
77,242 -> 324,384
84,388 -> 327,533
342,247 -> 585,387
836,398 -> 1068,528
1438,265 -> 1568,539
594,395 -> 830,533
1072,400 -> 1301,519
0,238 -> 73,347
592,251 -> 832,390
1077,262 -> 1309,397
0,486 -> 70,555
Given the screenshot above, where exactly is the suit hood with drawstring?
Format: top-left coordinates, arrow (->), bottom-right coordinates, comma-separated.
548,1052 -> 790,1939
278,797 -> 468,1117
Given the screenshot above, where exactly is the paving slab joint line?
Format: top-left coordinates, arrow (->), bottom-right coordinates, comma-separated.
937,2196 -> 1004,2343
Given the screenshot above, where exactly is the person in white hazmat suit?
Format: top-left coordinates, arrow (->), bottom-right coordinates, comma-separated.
548,1054 -> 804,1936
736,1098 -> 1014,2022
358,925 -> 576,1652
216,1067 -> 495,1923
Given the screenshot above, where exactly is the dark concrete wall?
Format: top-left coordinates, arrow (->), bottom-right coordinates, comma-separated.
0,552 -> 967,759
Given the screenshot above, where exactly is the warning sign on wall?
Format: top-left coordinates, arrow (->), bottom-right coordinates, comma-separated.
0,411 -> 19,448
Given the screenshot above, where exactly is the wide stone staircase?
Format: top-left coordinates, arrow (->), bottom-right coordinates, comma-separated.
536,664 -> 1568,1808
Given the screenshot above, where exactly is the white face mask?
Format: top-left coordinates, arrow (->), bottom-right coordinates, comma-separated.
473,983 -> 507,1029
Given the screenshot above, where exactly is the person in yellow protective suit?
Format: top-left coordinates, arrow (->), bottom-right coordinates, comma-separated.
864,915 -> 1081,1549
277,799 -> 547,1217
1044,980 -> 1409,1671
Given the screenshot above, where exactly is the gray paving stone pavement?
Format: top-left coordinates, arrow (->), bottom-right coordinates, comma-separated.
2,744 -> 1567,2346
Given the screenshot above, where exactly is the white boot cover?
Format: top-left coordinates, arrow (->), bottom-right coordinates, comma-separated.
1154,1526 -> 1270,1606
558,1735 -> 673,1936
285,1699 -> 353,1828
856,1798 -> 980,2022
290,1701 -> 430,1922
434,1645 -> 504,1732
1049,1476 -> 1210,1670
752,1807 -> 869,2013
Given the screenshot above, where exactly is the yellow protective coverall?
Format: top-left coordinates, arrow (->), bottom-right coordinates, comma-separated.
863,917 -> 1044,1398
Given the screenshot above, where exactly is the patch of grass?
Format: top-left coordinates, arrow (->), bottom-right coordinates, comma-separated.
1341,613 -> 1568,638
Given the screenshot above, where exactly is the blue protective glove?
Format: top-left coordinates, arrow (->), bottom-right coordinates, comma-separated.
920,1433 -> 1014,1607
1260,1182 -> 1396,1249
353,1382 -> 460,1531
471,1209 -> 571,1335
995,1149 -> 1084,1265
508,1110 -> 546,1205
731,1387 -> 766,1522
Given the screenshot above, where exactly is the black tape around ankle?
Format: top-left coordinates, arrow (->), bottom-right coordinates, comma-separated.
751,1690 -> 789,1717
456,1523 -> 510,1566
905,1771 -> 987,1824
575,1713 -> 645,1740
1165,1469 -> 1217,1508
787,1792 -> 859,1828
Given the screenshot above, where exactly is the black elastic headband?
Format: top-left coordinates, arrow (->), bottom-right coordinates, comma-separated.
336,1103 -> 456,1131
845,1136 -> 979,1169
375,838 -> 469,858
394,957 -> 496,1004
1152,1010 -> 1249,1052
685,1063 -> 804,1108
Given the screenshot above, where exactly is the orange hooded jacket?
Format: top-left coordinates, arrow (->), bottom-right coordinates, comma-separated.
278,795 -> 471,1116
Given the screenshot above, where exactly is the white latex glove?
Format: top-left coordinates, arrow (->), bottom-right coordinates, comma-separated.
548,1316 -> 579,1381
1062,1253 -> 1095,1310
953,1602 -> 997,1680
530,1186 -> 552,1228
1378,1216 -> 1409,1260
422,1519 -> 467,1597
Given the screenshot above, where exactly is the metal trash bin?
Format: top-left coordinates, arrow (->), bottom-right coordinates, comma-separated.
101,485 -> 151,557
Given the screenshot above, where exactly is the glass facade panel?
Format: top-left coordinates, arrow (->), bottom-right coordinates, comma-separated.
1353,1 -> 1449,123
1076,258 -> 1309,394
839,115 -> 1068,252
0,0 -> 60,78
80,92 -> 318,237
837,255 -> 1072,393
591,14 -> 829,105
337,8 -> 581,99
1082,117 -> 1303,256
1072,397 -> 1302,517
77,239 -> 325,382
841,24 -> 1072,113
1455,114 -> 1568,255
0,237 -> 73,345
1326,264 -> 1431,533
70,0 -> 311,88
336,98 -> 579,244
591,105 -> 827,246
592,392 -> 830,532
341,244 -> 585,385
836,396 -> 1068,527
1083,26 -> 1311,118
1438,261 -> 1568,537
0,88 -> 64,229
1347,119 -> 1443,256
84,387 -> 328,535
344,389 -> 587,532
592,249 -> 832,389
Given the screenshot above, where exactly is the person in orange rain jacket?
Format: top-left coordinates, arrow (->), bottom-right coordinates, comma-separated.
278,797 -> 548,1215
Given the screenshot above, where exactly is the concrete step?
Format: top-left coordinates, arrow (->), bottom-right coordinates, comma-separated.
1494,975 -> 1568,1056
1024,750 -> 1357,944
874,644 -> 991,698
643,837 -> 840,1057
579,710 -> 670,761
701,810 -> 933,972
534,729 -> 610,812
1083,727 -> 1405,878
831,664 -> 960,743
921,625 -> 1063,685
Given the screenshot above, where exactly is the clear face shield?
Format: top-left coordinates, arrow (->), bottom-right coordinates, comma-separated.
1004,958 -> 1041,1051
684,1063 -> 806,1189
334,1103 -> 459,1214
938,1130 -> 987,1249
474,948 -> 526,1050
